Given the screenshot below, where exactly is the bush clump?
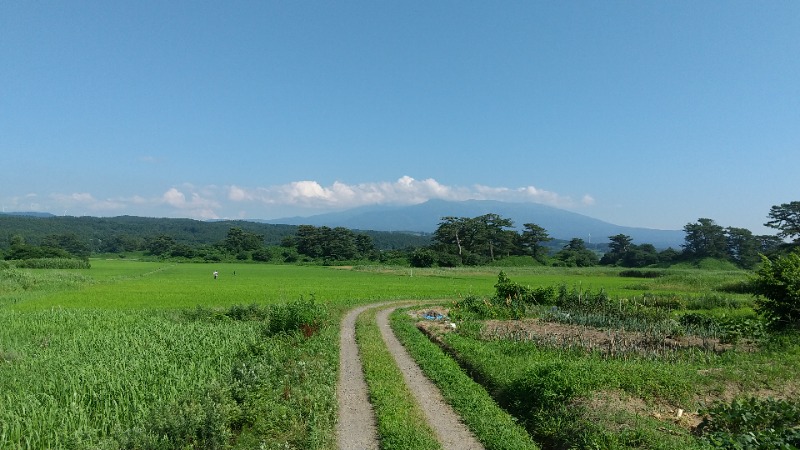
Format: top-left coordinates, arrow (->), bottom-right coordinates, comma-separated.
619,269 -> 665,278
265,296 -> 329,337
495,271 -> 556,305
751,250 -> 800,330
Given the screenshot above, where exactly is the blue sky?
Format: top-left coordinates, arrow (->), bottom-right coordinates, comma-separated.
2,1 -> 798,234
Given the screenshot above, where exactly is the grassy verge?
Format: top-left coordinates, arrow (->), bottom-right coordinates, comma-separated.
390,308 -> 539,450
355,307 -> 441,449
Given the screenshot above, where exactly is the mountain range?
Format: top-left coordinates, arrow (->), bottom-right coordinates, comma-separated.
263,199 -> 685,249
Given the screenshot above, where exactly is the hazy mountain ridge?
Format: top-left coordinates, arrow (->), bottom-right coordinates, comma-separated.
262,199 -> 685,248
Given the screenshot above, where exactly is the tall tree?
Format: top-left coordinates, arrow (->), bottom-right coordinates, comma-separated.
144,234 -> 176,257
608,234 -> 633,255
42,233 -> 90,258
476,214 -> 515,260
600,234 -> 633,265
682,218 -> 728,259
726,227 -> 760,268
223,227 -> 263,254
295,225 -> 324,258
355,234 -> 376,259
433,217 -> 469,257
519,223 -> 552,262
555,238 -> 599,267
765,201 -> 800,243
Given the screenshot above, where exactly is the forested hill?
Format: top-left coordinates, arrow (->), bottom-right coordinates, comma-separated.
0,214 -> 431,251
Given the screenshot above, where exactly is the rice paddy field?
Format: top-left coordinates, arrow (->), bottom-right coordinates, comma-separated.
2,259 -> 794,449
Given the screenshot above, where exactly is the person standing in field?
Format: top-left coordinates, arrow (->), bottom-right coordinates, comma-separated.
213,270 -> 218,279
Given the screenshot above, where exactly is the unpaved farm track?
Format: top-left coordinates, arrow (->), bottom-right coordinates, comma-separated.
337,302 -> 483,450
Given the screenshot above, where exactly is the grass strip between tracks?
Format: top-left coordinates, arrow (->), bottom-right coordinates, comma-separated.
389,307 -> 540,450
355,307 -> 442,449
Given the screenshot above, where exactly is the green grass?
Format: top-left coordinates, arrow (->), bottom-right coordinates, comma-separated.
390,308 -> 539,450
356,306 -> 441,449
435,315 -> 800,449
0,260 -> 767,449
0,308 -> 263,448
9,261 -> 495,310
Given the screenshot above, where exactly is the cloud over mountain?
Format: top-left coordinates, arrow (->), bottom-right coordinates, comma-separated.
22,176 -> 593,220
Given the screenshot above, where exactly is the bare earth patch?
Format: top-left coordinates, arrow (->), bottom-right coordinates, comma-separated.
480,318 -> 746,353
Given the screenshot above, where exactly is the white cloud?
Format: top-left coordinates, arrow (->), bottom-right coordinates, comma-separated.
33,176 -> 592,220
228,176 -> 587,210
49,192 -> 126,211
160,188 -> 220,219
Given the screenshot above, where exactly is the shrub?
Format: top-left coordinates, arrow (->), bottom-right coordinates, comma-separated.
751,250 -> 800,329
449,294 -> 525,320
409,248 -> 435,268
494,271 -> 555,305
618,269 -> 665,278
265,297 -> 329,337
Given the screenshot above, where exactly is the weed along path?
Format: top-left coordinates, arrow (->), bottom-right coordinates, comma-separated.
375,305 -> 483,450
337,301 -> 483,450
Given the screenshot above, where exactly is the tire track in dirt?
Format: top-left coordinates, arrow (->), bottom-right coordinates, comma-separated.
336,303 -> 383,450
337,302 -> 483,449
375,305 -> 484,450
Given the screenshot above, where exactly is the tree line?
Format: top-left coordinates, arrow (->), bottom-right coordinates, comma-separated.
410,202 -> 799,269
2,201 -> 798,269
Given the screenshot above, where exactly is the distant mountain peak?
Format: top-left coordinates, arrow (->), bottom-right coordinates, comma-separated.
263,199 -> 684,248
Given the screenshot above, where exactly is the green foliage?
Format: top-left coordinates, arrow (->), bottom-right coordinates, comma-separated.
265,296 -> 329,337
410,248 -> 436,268
223,227 -> 264,255
677,313 -> 766,344
355,308 -> 441,450
765,201 -> 800,243
751,250 -> 800,329
553,238 -> 599,267
116,384 -> 237,450
10,257 -> 91,269
293,225 -> 377,262
619,269 -> 666,278
391,309 -> 540,449
697,397 -> 800,449
494,271 -> 555,305
450,272 -> 557,320
450,294 -> 526,320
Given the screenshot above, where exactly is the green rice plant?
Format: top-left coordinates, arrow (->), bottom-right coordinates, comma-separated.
0,308 -> 262,449
390,308 -> 539,450
10,258 -> 91,269
0,267 -> 92,298
355,307 -> 441,450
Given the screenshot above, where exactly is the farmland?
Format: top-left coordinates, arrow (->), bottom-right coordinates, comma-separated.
1,259 -> 798,448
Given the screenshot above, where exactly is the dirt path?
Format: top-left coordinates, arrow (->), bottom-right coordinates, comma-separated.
336,303 -> 383,450
337,302 -> 483,450
376,306 -> 483,450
